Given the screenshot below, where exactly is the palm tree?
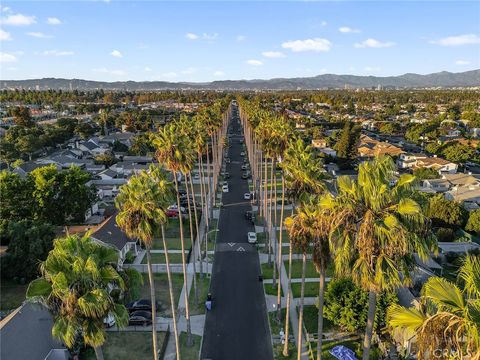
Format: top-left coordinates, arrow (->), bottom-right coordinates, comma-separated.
280,139 -> 326,357
115,166 -> 178,359
387,255 -> 480,359
27,234 -> 130,360
285,202 -> 315,360
154,123 -> 195,346
324,156 -> 436,360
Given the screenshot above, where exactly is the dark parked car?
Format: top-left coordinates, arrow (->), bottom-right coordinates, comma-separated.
126,299 -> 159,313
245,211 -> 255,224
128,311 -> 152,326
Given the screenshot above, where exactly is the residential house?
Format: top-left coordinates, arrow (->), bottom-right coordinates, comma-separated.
398,153 -> 458,174
0,303 -> 68,360
91,212 -> 139,266
357,135 -> 405,158
13,162 -> 60,179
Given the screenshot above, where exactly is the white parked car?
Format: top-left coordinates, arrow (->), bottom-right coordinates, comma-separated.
240,151 -> 246,156
247,232 -> 257,244
244,192 -> 252,200
103,314 -> 115,328
222,184 -> 229,193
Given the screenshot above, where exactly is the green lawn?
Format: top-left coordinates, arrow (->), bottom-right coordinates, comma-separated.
80,331 -> 167,360
179,332 -> 201,360
291,282 -> 319,298
188,274 -> 211,315
302,305 -> 335,334
284,260 -> 334,279
261,262 -> 274,279
264,283 -> 283,296
138,273 -> 183,316
152,237 -> 183,250
142,252 -> 187,264
0,279 -> 27,311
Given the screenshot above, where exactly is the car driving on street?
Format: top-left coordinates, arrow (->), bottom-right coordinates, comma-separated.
247,232 -> 257,244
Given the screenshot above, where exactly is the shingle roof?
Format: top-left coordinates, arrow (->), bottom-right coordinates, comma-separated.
0,303 -> 67,360
91,211 -> 134,251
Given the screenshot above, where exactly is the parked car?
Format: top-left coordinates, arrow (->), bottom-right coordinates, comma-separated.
241,164 -> 248,170
167,204 -> 186,214
126,299 -> 159,313
222,184 -> 229,193
103,314 -> 115,328
128,311 -> 152,326
240,152 -> 245,156
225,158 -> 231,164
245,211 -> 255,224
166,209 -> 179,218
244,192 -> 252,200
247,232 -> 257,244
224,172 -> 230,179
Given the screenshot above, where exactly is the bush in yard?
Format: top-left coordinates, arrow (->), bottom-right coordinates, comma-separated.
322,277 -> 397,333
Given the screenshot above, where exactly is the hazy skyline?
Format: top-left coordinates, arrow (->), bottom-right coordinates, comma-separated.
1,1 -> 479,82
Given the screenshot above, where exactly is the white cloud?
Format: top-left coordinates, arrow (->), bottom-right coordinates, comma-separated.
186,32 -> 199,40
1,6 -> 12,13
320,20 -> 327,26
354,38 -> 395,48
93,67 -> 126,76
47,17 -> 62,25
282,38 -> 332,52
181,67 -> 196,75
110,49 -> 122,58
185,32 -> 218,41
144,66 -> 152,71
430,34 -> 480,46
1,13 -> 36,26
213,70 -> 225,77
202,33 -> 218,40
27,32 -> 52,38
246,59 -> 263,66
236,35 -> 246,41
0,28 -> 12,40
455,60 -> 470,65
262,51 -> 286,58
0,52 -> 16,63
339,26 -> 360,33
42,50 -> 74,56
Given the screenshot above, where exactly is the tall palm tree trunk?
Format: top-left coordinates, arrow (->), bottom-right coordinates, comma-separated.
145,248 -> 159,359
173,176 -> 193,346
264,155 -> 270,265
206,143 -> 213,220
189,174 -> 203,280
270,158 -> 277,287
94,346 -> 104,360
316,265 -> 326,360
276,174 -> 285,322
161,225 -> 180,360
282,233 -> 294,357
362,291 -> 377,360
297,252 -> 307,360
185,174 -> 198,305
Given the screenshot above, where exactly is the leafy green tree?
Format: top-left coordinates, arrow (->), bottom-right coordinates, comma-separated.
94,152 -> 117,166
0,140 -> 19,169
323,277 -> 397,333
442,142 -> 476,163
129,134 -> 155,156
11,106 -> 34,127
29,165 -> 96,224
334,121 -> 360,167
466,209 -> 480,234
27,234 -> 132,360
0,171 -> 33,233
112,140 -> 129,153
75,122 -> 96,139
378,122 -> 400,135
1,220 -> 55,280
426,195 -> 467,229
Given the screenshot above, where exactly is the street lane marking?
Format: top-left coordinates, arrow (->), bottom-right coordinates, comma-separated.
236,247 -> 245,252
228,242 -> 236,247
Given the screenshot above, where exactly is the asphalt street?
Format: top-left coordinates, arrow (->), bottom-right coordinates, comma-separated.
200,105 -> 273,360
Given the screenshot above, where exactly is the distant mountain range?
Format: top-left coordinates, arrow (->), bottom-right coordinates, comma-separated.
2,70 -> 479,90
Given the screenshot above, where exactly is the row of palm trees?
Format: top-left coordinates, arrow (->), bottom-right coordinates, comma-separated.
238,98 -> 478,360
28,100 -> 230,360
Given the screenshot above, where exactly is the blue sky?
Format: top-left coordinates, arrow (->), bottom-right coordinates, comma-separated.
1,1 -> 479,82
